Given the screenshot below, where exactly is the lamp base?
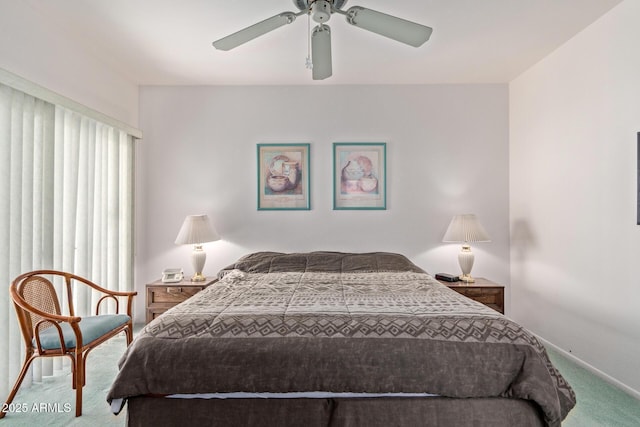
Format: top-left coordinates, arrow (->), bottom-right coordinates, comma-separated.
458,244 -> 476,283
191,272 -> 206,282
459,274 -> 475,283
190,245 -> 207,282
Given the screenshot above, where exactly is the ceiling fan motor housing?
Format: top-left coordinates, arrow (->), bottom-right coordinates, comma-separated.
311,1 -> 332,23
294,0 -> 348,12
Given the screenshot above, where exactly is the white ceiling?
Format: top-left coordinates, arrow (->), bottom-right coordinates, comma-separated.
30,0 -> 622,86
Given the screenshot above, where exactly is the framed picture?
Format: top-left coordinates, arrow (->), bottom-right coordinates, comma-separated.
257,143 -> 310,210
333,142 -> 386,210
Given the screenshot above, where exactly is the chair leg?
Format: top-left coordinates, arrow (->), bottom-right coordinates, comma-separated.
125,323 -> 134,345
69,355 -> 77,389
74,351 -> 84,417
0,353 -> 36,419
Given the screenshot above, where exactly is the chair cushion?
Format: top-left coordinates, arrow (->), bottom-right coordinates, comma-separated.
34,314 -> 131,350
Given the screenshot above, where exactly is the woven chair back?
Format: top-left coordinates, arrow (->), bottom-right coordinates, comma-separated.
18,276 -> 62,335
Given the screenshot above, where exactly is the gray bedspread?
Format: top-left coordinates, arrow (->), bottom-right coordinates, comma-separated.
108,252 -> 575,426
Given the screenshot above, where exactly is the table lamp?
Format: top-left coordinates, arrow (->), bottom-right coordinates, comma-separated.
442,214 -> 491,283
174,214 -> 220,282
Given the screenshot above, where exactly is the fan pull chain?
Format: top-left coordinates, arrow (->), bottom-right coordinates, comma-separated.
306,11 -> 313,70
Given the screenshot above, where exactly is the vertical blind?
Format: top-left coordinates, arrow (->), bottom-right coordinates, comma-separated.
0,83 -> 136,397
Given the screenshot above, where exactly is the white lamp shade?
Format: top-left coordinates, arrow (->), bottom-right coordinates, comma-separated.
442,214 -> 491,243
174,214 -> 220,245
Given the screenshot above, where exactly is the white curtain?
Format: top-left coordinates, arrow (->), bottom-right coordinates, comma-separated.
0,83 -> 135,398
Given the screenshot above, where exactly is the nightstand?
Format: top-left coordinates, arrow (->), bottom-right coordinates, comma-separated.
439,277 -> 505,314
145,277 -> 217,323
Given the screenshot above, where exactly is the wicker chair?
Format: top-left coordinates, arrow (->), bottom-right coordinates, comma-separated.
1,270 -> 137,418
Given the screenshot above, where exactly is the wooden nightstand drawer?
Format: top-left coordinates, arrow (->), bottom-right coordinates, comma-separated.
148,286 -> 204,304
452,287 -> 500,301
438,278 -> 505,314
145,278 -> 217,324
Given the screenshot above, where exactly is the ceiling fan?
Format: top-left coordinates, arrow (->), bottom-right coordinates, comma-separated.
212,0 -> 433,80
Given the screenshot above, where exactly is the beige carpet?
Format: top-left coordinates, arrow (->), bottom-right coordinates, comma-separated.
1,332 -> 127,427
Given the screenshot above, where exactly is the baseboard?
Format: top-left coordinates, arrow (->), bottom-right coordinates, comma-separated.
538,336 -> 640,401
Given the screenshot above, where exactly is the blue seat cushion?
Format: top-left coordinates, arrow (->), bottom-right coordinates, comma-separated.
34,314 -> 130,350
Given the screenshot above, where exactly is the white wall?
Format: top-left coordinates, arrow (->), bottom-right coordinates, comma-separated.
136,84 -> 510,323
0,1 -> 139,126
510,0 -> 640,396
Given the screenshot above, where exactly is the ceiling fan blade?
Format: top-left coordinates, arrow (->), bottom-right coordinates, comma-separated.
344,6 -> 432,47
213,12 -> 298,51
312,24 -> 332,80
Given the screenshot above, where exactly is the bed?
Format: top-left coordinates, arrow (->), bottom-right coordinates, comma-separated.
107,251 -> 575,426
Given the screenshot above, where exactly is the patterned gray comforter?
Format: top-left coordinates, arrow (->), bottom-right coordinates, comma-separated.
108,252 -> 575,426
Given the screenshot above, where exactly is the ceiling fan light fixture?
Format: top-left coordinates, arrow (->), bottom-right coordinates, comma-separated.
311,24 -> 332,80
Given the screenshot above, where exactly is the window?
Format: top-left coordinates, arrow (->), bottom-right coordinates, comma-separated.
0,81 -> 137,396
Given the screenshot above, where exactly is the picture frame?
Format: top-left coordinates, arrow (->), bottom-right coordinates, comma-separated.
333,142 -> 386,210
257,143 -> 310,210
